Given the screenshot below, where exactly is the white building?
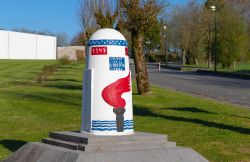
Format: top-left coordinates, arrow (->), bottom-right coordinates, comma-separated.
0,30 -> 57,60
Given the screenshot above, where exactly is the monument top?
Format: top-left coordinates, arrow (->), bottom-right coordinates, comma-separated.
89,28 -> 126,41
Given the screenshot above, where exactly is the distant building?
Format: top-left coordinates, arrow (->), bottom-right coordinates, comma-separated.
0,30 -> 57,60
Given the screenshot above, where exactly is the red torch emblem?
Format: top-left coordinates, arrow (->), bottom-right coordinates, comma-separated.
101,72 -> 131,132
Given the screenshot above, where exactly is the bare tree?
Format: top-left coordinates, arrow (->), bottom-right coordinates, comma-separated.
78,0 -> 100,47
120,0 -> 166,95
202,4 -> 214,68
93,0 -> 119,28
78,0 -> 97,34
56,32 -> 70,47
168,1 -> 206,65
226,0 -> 250,19
78,0 -> 119,46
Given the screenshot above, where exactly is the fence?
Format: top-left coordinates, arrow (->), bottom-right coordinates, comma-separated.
57,46 -> 85,60
0,30 -> 57,60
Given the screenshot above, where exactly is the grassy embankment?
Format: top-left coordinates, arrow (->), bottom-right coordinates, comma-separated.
0,60 -> 249,162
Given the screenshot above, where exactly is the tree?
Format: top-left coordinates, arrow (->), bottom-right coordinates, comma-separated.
216,6 -> 248,68
120,0 -> 166,95
204,0 -> 249,68
164,0 -> 250,68
168,1 -> 205,65
93,0 -> 119,28
78,0 -> 99,48
13,28 -> 70,47
78,0 -> 119,48
144,22 -> 161,50
56,32 -> 69,47
78,0 -> 98,34
71,32 -> 85,46
226,0 -> 250,61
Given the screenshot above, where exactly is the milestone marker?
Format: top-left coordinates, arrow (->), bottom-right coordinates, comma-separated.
81,28 -> 133,135
5,28 -> 208,162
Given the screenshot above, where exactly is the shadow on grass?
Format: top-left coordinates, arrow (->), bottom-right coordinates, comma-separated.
45,84 -> 82,90
231,115 -> 250,120
0,140 -> 27,152
57,66 -> 73,69
166,107 -> 250,119
134,106 -> 250,135
3,90 -> 81,107
48,78 -> 82,83
164,107 -> 214,114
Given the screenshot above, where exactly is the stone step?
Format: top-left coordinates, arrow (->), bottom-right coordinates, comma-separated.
49,132 -> 87,144
42,138 -> 79,150
4,142 -> 209,162
42,137 -> 176,152
79,141 -> 176,152
49,131 -> 168,145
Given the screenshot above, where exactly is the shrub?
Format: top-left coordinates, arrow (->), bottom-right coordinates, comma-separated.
58,55 -> 71,65
35,74 -> 47,83
42,65 -> 58,75
35,64 -> 58,83
76,50 -> 85,63
148,54 -> 157,62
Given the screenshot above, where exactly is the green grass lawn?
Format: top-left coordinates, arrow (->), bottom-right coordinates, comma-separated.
234,62 -> 250,74
184,62 -> 250,75
0,60 -> 250,162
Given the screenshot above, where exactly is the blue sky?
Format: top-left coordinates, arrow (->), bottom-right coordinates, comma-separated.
0,0 -> 190,40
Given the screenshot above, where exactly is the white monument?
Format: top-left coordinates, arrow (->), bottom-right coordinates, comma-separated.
81,28 -> 133,135
4,28 -> 208,162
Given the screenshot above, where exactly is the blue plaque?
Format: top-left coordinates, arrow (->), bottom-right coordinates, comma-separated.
109,57 -> 125,71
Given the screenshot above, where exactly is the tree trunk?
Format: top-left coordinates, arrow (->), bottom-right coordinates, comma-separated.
181,49 -> 186,65
208,33 -> 212,68
233,60 -> 236,70
132,30 -> 150,95
194,58 -> 199,65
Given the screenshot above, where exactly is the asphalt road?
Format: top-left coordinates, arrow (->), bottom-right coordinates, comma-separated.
130,64 -> 250,108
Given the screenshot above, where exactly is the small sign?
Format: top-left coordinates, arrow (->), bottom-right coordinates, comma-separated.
109,57 -> 125,71
125,47 -> 128,56
91,46 -> 107,55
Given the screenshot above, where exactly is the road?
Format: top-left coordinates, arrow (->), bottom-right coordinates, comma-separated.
130,64 -> 250,108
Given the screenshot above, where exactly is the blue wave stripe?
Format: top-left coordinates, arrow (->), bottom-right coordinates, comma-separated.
92,121 -> 133,123
92,126 -> 133,128
92,127 -> 133,130
92,121 -> 133,124
92,125 -> 133,128
92,128 -> 133,131
92,124 -> 133,126
92,120 -> 133,121
92,120 -> 133,122
88,40 -> 128,47
92,122 -> 133,124
92,120 -> 134,131
92,123 -> 133,125
92,123 -> 133,126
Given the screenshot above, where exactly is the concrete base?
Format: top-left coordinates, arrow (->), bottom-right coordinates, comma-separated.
4,131 -> 208,162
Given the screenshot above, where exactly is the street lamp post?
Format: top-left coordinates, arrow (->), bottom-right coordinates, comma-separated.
210,5 -> 217,72
163,25 -> 167,66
